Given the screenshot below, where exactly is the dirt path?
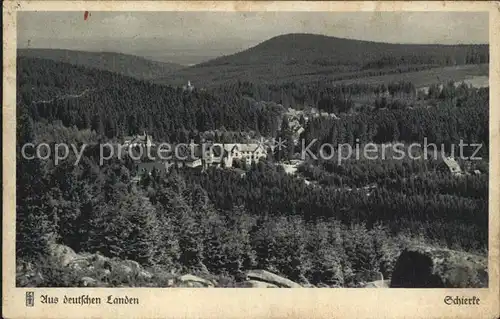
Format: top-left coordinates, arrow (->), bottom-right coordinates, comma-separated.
32,88 -> 96,105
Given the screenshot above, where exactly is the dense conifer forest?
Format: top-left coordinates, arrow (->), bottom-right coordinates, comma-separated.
18,48 -> 183,80
16,49 -> 489,287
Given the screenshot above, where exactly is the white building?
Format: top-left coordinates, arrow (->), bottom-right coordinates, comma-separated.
123,131 -> 153,148
183,80 -> 194,92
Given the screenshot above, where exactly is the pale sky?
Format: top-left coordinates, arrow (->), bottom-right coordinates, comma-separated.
18,11 -> 489,65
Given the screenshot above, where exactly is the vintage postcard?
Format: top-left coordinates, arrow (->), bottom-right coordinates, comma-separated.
2,1 -> 500,318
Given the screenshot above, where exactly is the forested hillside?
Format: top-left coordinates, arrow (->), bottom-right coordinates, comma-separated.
202,34 -> 488,67
17,57 -> 284,140
16,55 -> 489,288
302,93 -> 489,155
18,56 -> 489,146
157,33 -> 489,86
18,49 -> 183,81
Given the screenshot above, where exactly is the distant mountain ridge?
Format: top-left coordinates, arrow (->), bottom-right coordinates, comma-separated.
198,33 -> 488,67
18,34 -> 489,88
156,33 -> 489,87
18,48 -> 184,81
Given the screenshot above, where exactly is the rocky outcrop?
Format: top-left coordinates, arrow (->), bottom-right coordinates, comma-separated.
20,245 -> 306,288
354,270 -> 384,286
355,271 -> 388,288
36,244 -> 154,287
34,244 -> 488,289
80,276 -> 98,287
245,269 -> 302,288
68,253 -> 112,271
48,243 -> 78,266
364,280 -> 390,288
390,246 -> 488,288
238,280 -> 278,288
177,274 -> 215,287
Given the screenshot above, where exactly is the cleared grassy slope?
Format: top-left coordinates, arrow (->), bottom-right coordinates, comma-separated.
333,64 -> 488,88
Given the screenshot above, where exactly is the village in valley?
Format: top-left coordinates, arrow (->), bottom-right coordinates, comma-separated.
125,81 -> 483,193
15,11 -> 490,290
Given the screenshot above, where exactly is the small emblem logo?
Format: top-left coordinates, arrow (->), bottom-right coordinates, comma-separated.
26,291 -> 35,307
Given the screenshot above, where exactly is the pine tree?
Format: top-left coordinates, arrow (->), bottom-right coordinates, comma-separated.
125,195 -> 162,265
16,108 -> 57,260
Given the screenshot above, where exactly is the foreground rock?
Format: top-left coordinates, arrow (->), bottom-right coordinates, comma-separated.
355,271 -> 384,287
80,276 -> 98,287
356,271 -> 389,288
238,280 -> 278,288
364,280 -> 390,288
390,246 -> 487,288
48,243 -> 78,267
38,243 -> 488,289
246,269 -> 302,288
177,274 -> 215,287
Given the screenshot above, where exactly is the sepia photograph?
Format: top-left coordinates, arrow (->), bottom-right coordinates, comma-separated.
3,2 -> 500,319
14,9 -> 491,289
